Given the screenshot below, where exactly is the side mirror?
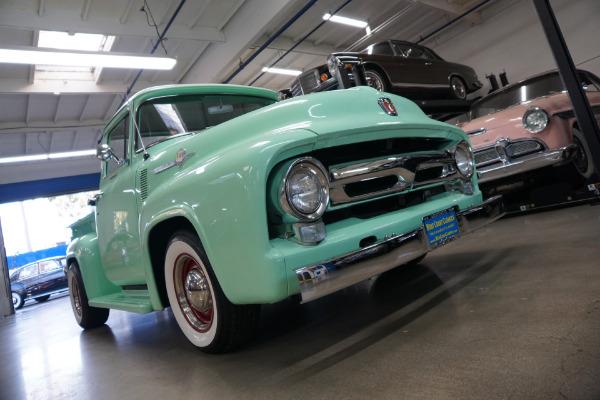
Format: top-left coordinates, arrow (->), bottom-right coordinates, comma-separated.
96,144 -> 118,162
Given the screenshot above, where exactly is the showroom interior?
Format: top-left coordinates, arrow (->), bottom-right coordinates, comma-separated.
1,0 -> 599,398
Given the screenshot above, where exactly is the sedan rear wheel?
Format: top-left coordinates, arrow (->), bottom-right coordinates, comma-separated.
450,76 -> 467,100
165,231 -> 260,353
365,69 -> 389,92
12,292 -> 24,309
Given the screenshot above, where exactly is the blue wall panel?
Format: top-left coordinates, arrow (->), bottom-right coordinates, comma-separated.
0,173 -> 100,204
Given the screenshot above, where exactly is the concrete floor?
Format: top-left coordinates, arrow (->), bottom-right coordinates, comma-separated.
1,203 -> 599,400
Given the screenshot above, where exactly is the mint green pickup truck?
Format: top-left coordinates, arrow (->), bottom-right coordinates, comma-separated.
66,83 -> 504,353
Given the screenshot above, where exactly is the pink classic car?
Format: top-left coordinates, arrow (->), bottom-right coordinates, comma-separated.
461,70 -> 599,185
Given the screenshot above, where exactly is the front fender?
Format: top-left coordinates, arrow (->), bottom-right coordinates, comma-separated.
139,130 -> 319,305
67,233 -> 120,299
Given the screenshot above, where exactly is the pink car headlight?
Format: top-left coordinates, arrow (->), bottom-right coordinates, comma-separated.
523,106 -> 549,133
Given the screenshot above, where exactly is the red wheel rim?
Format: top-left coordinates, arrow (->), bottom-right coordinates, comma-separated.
174,253 -> 214,333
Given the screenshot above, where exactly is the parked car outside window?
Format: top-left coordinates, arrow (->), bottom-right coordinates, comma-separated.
10,256 -> 68,309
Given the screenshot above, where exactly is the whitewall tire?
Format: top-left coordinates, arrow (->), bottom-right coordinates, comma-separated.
164,231 -> 260,353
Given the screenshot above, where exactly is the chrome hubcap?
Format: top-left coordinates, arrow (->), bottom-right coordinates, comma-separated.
174,254 -> 214,332
452,78 -> 465,99
184,269 -> 211,313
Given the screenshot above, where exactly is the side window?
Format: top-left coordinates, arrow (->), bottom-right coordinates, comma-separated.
17,264 -> 38,280
372,42 -> 394,56
39,261 -> 60,273
105,116 -> 130,176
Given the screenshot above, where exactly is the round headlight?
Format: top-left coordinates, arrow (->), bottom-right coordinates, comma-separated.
523,106 -> 549,133
281,158 -> 329,221
327,55 -> 341,77
453,141 -> 475,179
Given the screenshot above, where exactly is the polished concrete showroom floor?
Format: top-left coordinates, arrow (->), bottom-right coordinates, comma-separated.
1,202 -> 599,400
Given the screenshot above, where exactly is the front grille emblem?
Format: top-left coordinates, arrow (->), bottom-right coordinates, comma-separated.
378,97 -> 398,116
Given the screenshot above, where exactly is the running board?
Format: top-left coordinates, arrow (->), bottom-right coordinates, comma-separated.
88,290 -> 154,313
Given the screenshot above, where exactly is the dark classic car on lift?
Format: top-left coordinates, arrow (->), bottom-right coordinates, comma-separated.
290,40 -> 483,100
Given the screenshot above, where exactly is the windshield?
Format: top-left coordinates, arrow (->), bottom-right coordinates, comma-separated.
470,72 -> 600,119
136,94 -> 275,150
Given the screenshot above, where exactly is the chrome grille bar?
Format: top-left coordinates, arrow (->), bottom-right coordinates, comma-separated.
328,152 -> 462,205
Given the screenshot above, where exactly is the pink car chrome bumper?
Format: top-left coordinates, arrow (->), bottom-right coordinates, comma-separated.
474,138 -> 577,183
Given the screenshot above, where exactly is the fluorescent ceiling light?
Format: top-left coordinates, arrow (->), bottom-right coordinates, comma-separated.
0,46 -> 177,70
323,13 -> 368,28
0,149 -> 97,164
261,67 -> 302,76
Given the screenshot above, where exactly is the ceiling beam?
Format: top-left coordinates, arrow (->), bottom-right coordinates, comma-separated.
81,0 -> 92,21
0,4 -> 225,42
120,0 -> 136,24
216,0 -> 245,32
186,0 -> 211,29
181,0 -> 299,84
53,95 -> 63,123
0,120 -> 107,135
415,0 -> 482,24
0,78 -> 174,94
79,95 -> 92,122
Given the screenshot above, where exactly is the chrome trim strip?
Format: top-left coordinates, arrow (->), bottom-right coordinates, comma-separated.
466,128 -> 487,136
295,195 -> 505,303
153,149 -> 195,174
474,138 -> 548,168
476,144 -> 577,183
390,81 -> 448,89
328,152 -> 462,205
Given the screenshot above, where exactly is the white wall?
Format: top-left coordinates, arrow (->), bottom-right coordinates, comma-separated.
423,0 -> 600,98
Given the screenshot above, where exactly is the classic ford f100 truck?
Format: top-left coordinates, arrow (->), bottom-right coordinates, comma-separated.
66,83 -> 504,353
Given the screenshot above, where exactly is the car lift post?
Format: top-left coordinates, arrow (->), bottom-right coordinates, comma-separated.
532,0 -> 600,174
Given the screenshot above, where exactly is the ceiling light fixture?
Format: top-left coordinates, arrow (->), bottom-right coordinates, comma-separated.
261,67 -> 302,76
0,149 -> 97,165
323,13 -> 368,28
0,46 -> 177,70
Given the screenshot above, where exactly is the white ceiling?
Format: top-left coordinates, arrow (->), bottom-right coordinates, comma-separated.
0,0 -> 503,196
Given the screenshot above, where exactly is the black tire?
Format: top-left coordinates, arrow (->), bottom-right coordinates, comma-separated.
34,295 -> 51,303
365,69 -> 389,92
12,292 -> 24,310
450,76 -> 467,100
572,128 -> 595,180
68,262 -> 110,329
164,230 -> 260,354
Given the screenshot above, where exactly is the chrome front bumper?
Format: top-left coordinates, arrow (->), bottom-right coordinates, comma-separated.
477,144 -> 577,183
294,195 -> 505,303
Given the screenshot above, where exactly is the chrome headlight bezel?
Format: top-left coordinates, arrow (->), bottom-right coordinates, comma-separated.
522,106 -> 549,133
280,157 -> 330,221
327,55 -> 342,77
453,140 -> 475,179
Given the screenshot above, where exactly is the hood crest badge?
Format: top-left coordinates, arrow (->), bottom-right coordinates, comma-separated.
378,97 -> 398,116
154,149 -> 195,174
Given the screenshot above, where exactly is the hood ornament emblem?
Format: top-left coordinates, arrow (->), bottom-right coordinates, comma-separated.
378,97 -> 398,116
154,149 -> 195,174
